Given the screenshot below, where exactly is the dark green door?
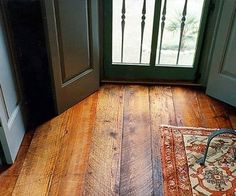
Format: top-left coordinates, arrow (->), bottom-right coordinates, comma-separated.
207,0 -> 236,107
103,0 -> 211,81
44,0 -> 100,113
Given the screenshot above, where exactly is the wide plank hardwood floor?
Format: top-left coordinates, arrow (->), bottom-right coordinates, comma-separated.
1,85 -> 236,196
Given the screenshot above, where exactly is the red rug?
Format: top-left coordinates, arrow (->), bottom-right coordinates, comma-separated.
160,126 -> 236,196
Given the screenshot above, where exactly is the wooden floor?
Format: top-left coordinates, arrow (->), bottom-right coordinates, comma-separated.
1,85 -> 236,196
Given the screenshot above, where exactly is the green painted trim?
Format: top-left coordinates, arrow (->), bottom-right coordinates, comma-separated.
150,0 -> 162,66
193,0 -> 211,79
206,0 -> 236,106
105,65 -> 195,80
103,0 -> 211,82
198,0 -> 223,86
103,0 -> 112,72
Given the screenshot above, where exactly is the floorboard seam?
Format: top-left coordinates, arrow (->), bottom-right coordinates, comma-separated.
171,87 -> 180,126
45,110 -> 71,195
118,85 -> 126,195
149,87 -> 155,195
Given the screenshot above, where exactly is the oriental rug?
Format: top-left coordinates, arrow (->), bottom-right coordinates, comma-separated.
160,126 -> 236,196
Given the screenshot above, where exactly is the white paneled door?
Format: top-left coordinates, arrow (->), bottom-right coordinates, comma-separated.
0,6 -> 26,164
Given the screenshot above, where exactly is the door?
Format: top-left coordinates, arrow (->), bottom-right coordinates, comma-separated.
207,0 -> 236,107
103,0 -> 211,81
0,6 -> 26,164
43,0 -> 100,113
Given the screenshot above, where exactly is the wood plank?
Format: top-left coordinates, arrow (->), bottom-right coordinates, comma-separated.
0,146 -> 29,196
172,87 -> 232,128
172,87 -> 204,127
0,84 -> 235,195
12,110 -> 71,195
149,86 -> 177,195
197,92 -> 232,128
0,146 -> 29,176
48,93 -> 98,195
229,113 -> 236,130
85,85 -> 124,195
120,85 -> 153,195
20,130 -> 35,146
226,105 -> 236,129
0,176 -> 18,196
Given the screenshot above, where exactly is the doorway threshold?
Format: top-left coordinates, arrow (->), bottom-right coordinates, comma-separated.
101,79 -> 204,87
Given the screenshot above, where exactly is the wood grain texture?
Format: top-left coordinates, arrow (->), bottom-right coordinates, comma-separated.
20,130 -> 34,147
0,130 -> 33,196
0,85 -> 236,195
224,102 -> 236,130
0,146 -> 28,196
229,113 -> 236,130
85,85 -> 124,195
149,86 -> 177,195
0,146 -> 29,176
120,85 -> 153,195
0,176 -> 18,196
226,105 -> 236,129
48,93 -> 98,195
12,111 -> 71,195
173,87 -> 233,129
172,87 -> 203,127
197,92 -> 232,128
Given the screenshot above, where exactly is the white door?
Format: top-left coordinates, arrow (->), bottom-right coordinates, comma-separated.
44,0 -> 100,113
0,8 -> 26,164
207,0 -> 236,107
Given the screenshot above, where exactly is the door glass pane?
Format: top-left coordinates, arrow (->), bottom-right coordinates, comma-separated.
156,0 -> 205,67
112,0 -> 155,64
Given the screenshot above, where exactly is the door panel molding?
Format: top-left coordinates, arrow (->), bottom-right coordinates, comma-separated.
0,1 -> 26,164
53,0 -> 92,83
218,5 -> 236,74
207,0 -> 236,107
0,84 -> 9,120
61,69 -> 94,88
0,101 -> 25,163
43,0 -> 100,113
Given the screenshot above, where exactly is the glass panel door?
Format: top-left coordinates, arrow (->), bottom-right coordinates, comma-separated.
103,0 -> 210,81
155,0 -> 204,66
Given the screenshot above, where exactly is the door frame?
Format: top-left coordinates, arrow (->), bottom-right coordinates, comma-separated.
102,0 -> 215,83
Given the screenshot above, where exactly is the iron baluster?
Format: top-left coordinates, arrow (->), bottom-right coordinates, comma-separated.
158,0 -> 167,64
176,0 -> 188,64
121,0 -> 126,63
139,0 -> 146,63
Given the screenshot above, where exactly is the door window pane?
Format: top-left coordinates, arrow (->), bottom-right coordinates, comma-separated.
112,0 -> 155,64
156,0 -> 205,67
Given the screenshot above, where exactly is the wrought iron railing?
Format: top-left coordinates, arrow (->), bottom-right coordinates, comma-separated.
113,0 -> 204,66
121,0 -> 126,63
176,0 -> 188,64
157,0 -> 167,64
